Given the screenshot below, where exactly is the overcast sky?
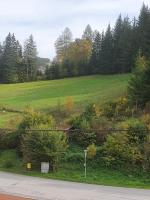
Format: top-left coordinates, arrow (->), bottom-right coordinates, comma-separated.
0,0 -> 149,59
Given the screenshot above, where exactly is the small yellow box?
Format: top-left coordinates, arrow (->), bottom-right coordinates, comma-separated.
27,163 -> 32,170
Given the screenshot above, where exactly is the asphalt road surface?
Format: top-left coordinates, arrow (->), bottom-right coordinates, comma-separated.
0,172 -> 150,200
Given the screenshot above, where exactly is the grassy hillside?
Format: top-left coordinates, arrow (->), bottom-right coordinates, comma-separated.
0,74 -> 130,110
0,74 -> 130,128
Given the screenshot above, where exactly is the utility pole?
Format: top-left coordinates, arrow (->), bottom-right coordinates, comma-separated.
84,149 -> 87,178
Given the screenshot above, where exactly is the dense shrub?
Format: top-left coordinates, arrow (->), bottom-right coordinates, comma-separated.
69,130 -> 96,147
21,124 -> 68,171
0,150 -> 21,169
128,54 -> 150,107
90,117 -> 112,145
69,114 -> 96,147
102,101 -> 116,119
2,159 -> 14,168
81,104 -> 97,121
0,129 -> 18,149
49,101 -> 69,123
141,114 -> 150,129
63,145 -> 84,163
19,108 -> 55,131
64,96 -> 74,113
87,143 -> 97,159
102,97 -> 132,119
69,105 -> 112,146
68,102 -> 150,172
120,119 -> 148,145
102,119 -> 149,171
102,132 -> 143,169
64,152 -> 84,163
143,138 -> 150,171
94,146 -> 105,166
15,109 -> 56,151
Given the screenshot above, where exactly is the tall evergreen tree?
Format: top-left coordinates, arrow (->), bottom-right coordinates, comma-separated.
23,35 -> 37,81
119,17 -> 133,72
16,40 -> 24,82
1,33 -> 18,83
82,24 -> 93,42
113,14 -> 123,73
128,53 -> 150,107
45,61 -> 60,80
90,31 -> 101,73
138,3 -> 150,58
0,43 -> 3,82
130,17 -> 139,69
113,15 -> 133,73
100,24 -> 114,74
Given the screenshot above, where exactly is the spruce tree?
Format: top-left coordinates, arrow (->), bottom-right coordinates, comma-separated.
82,24 -> 93,42
138,3 -> 150,58
1,33 -> 18,83
100,24 -> 114,74
113,15 -> 133,73
130,17 -> 139,69
0,43 -> 3,82
113,14 -> 123,73
128,53 -> 150,107
23,35 -> 37,81
119,17 -> 133,73
45,61 -> 60,80
16,40 -> 24,82
90,31 -> 101,73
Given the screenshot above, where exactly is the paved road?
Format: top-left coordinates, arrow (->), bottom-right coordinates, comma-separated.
0,172 -> 150,200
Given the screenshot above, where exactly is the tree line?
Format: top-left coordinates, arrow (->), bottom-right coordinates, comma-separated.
46,3 -> 150,79
0,33 -> 37,83
0,3 -> 150,83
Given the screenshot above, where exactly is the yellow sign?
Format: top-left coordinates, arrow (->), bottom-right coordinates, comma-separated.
27,163 -> 32,170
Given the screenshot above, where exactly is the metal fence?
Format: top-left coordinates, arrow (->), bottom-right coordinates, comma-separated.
0,128 -> 150,133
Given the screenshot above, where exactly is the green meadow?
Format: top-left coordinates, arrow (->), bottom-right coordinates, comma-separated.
0,74 -> 130,127
0,74 -> 130,109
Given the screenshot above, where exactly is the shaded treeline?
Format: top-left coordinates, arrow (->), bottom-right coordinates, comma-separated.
46,3 -> 150,79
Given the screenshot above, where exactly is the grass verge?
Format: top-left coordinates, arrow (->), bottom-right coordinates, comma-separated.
0,150 -> 149,189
